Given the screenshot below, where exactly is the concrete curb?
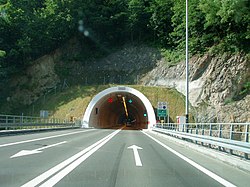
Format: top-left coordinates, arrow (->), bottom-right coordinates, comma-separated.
148,130 -> 250,173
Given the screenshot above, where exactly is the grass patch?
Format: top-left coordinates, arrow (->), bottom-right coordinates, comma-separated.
20,85 -> 109,119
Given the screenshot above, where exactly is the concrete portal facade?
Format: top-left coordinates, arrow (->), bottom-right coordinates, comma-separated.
82,86 -> 156,129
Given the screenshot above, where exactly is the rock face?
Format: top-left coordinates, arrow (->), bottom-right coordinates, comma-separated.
7,38 -> 81,106
55,44 -> 161,85
141,53 -> 250,123
4,40 -> 249,123
7,44 -> 160,107
10,54 -> 60,105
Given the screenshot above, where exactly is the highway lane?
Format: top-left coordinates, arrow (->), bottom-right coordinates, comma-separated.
50,130 -> 242,187
0,128 -> 249,187
146,131 -> 250,187
0,129 -> 113,187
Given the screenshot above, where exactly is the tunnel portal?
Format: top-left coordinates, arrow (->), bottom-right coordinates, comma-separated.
82,86 -> 156,129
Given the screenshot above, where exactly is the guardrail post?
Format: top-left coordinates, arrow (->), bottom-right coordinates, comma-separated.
229,124 -> 234,155
245,124 -> 249,159
218,124 -> 222,151
219,124 -> 222,138
245,124 -> 249,143
21,116 -> 23,125
195,124 -> 198,144
209,124 -> 212,136
209,124 -> 212,148
201,124 -> 204,146
230,124 -> 234,140
5,115 -> 8,130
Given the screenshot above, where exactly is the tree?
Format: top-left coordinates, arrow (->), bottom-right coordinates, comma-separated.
127,0 -> 152,42
171,0 -> 208,54
148,0 -> 173,46
199,0 -> 250,52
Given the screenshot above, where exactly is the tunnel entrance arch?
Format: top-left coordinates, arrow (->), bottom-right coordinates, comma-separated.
82,86 -> 156,129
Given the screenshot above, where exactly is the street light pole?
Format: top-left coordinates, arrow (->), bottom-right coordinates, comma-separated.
185,0 -> 189,124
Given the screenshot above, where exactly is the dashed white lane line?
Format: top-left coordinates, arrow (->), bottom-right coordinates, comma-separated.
0,129 -> 95,148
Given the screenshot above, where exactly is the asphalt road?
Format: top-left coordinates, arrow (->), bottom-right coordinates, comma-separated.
0,128 -> 249,187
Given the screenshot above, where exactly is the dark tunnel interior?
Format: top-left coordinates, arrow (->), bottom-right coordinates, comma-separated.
88,92 -> 149,130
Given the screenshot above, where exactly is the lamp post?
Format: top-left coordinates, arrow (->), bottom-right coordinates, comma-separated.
185,0 -> 189,124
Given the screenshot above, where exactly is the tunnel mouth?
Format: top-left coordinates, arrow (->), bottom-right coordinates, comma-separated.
90,92 -> 149,130
82,86 -> 156,129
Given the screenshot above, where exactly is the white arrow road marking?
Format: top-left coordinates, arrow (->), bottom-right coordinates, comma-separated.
128,145 -> 143,167
10,141 -> 67,158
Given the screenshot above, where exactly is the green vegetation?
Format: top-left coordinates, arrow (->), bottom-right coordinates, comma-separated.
0,0 -> 249,80
0,50 -> 6,57
240,82 -> 250,95
0,0 -> 249,117
2,85 -> 109,118
7,85 -> 193,123
161,49 -> 185,67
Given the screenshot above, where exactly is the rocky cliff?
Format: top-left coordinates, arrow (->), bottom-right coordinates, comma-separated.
3,41 -> 249,123
9,54 -> 60,105
141,53 -> 250,123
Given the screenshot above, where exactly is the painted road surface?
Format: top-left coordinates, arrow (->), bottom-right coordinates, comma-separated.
0,128 -> 249,187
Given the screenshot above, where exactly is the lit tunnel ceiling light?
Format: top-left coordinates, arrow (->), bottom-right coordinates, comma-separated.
122,96 -> 129,118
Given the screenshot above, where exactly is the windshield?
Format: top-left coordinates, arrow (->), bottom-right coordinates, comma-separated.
0,0 -> 249,187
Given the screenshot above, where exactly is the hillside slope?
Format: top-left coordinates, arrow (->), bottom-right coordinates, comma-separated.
141,54 -> 250,122
1,42 -> 249,123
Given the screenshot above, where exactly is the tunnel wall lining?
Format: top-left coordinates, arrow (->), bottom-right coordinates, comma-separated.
82,86 -> 156,129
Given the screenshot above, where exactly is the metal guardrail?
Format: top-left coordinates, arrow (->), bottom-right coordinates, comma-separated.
0,114 -> 76,129
153,123 -> 250,159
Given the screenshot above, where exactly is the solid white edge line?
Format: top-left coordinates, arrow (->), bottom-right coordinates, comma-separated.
142,131 -> 237,187
0,129 -> 95,148
20,129 -> 120,187
39,129 -> 121,187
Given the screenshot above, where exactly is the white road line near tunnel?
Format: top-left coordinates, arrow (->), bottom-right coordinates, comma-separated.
21,129 -> 121,187
142,131 -> 237,187
0,129 -> 95,148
